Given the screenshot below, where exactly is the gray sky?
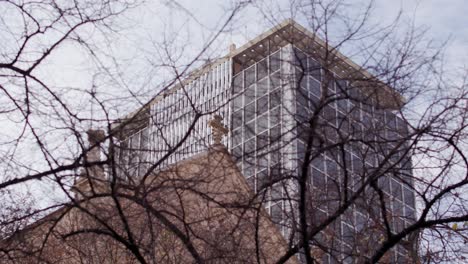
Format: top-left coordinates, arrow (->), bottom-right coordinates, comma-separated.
373,0 -> 467,70
39,0 -> 468,106
114,0 -> 468,92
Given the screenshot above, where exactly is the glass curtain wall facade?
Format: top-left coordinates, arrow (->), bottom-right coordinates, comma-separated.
291,46 -> 416,263
115,60 -> 231,179
230,44 -> 416,262
113,21 -> 416,263
231,47 -> 294,234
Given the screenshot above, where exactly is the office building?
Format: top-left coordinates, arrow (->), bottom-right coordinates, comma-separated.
114,19 -> 416,263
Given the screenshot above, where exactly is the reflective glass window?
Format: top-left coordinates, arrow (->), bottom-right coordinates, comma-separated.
232,128 -> 242,146
312,169 -> 326,189
244,102 -> 255,123
270,88 -> 281,108
271,184 -> 282,201
271,202 -> 283,223
270,51 -> 281,72
243,161 -> 255,177
257,77 -> 268,97
257,113 -> 268,133
232,145 -> 242,160
396,116 -> 409,136
257,58 -> 268,81
308,76 -> 321,97
312,154 -> 325,171
257,169 -> 268,190
336,79 -> 347,93
244,138 -> 255,154
257,130 -> 268,151
270,71 -> 281,89
244,84 -> 255,105
297,89 -> 309,110
403,187 -> 415,207
270,125 -> 281,142
404,205 -> 415,220
270,106 -> 281,126
391,179 -> 403,201
385,111 -> 397,130
309,58 -> 322,81
245,65 -> 256,87
299,74 -> 307,89
232,110 -> 242,128
233,94 -> 243,111
244,120 -> 255,140
293,48 -> 307,70
257,95 -> 269,115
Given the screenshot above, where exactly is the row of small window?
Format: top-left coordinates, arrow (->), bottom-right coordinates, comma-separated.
299,145 -> 377,177
151,109 -> 225,152
308,211 -> 414,247
188,62 -> 229,99
232,105 -> 281,136
307,186 -> 412,224
232,90 -> 282,130
295,76 -> 321,107
304,204 -> 414,262
295,94 -> 409,144
342,200 -> 416,230
293,46 -> 376,105
293,48 -> 353,136
235,147 -> 282,174
307,161 -> 415,209
309,204 -> 415,239
296,116 -> 407,152
244,169 -> 284,195
304,151 -> 415,211
304,227 -> 392,264
232,71 -> 282,112
293,47 -> 323,82
295,67 -> 349,96
378,175 -> 416,206
296,117 -> 391,155
154,109 -> 227,145
232,50 -> 281,94
155,90 -> 227,120
244,171 -> 286,225
153,64 -> 229,119
293,71 -> 408,135
347,142 -> 413,174
340,226 -> 411,264
295,86 -> 354,126
152,113 -> 198,139
151,140 -> 207,160
342,250 -> 409,264
292,46 -> 410,140
231,124 -> 282,155
298,133 -> 413,178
